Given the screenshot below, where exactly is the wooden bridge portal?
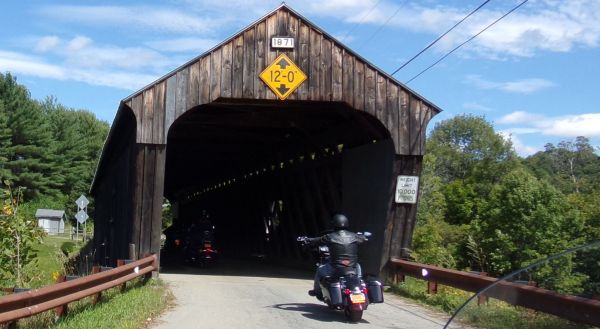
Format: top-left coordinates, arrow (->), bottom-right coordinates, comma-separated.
90,4 -> 441,278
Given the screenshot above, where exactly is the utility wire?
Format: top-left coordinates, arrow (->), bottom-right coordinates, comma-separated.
340,0 -> 384,42
356,2 -> 404,51
405,0 -> 528,84
391,0 -> 492,76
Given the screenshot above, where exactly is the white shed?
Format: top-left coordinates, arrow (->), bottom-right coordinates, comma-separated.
36,209 -> 65,235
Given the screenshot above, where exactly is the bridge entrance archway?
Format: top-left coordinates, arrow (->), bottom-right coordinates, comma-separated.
91,4 -> 441,278
165,100 -> 393,272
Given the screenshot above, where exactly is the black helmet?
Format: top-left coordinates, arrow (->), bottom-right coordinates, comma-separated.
331,214 -> 349,230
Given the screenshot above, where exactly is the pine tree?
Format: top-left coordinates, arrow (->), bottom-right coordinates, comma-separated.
0,73 -> 60,199
0,102 -> 13,182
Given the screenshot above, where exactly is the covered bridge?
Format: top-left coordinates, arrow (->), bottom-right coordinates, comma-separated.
91,4 -> 441,277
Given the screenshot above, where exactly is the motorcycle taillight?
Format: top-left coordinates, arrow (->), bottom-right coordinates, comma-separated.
343,288 -> 351,295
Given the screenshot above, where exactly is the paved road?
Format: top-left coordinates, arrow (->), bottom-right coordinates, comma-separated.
152,258 -> 458,329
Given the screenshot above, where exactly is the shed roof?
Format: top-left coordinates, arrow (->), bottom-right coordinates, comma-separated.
35,209 -> 65,219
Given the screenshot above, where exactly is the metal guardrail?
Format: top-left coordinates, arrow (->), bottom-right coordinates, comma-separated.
390,258 -> 600,327
0,254 -> 158,325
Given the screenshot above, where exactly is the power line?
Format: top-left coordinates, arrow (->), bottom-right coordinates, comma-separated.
405,0 -> 529,84
356,2 -> 405,51
340,0 -> 384,42
391,0 -> 492,76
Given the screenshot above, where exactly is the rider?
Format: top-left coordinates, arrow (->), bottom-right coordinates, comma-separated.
304,214 -> 366,299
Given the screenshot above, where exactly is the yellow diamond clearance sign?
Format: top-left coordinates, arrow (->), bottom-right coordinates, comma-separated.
259,54 -> 306,100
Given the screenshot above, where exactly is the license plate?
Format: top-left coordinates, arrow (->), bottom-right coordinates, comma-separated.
350,293 -> 365,304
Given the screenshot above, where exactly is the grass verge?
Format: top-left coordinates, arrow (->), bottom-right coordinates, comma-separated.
26,234 -> 84,287
14,278 -> 173,329
389,277 -> 592,329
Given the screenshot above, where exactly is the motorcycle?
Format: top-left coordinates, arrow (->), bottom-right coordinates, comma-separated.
184,229 -> 218,266
297,232 -> 384,322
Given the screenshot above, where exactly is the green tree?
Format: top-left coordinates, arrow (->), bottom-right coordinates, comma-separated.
41,98 -> 109,218
0,73 -> 60,199
0,183 -> 44,287
475,168 -> 585,291
524,136 -> 600,194
413,154 -> 457,267
567,192 -> 600,293
426,115 -> 519,229
426,114 -> 519,187
0,101 -> 12,181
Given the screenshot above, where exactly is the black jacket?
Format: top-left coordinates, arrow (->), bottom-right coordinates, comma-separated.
308,229 -> 366,269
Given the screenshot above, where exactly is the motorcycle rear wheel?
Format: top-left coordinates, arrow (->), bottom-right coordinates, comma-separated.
344,308 -> 363,322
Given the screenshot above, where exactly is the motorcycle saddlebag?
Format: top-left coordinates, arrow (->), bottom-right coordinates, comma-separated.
367,279 -> 384,303
328,281 -> 343,305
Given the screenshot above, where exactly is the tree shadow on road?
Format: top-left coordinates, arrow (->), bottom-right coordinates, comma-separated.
271,303 -> 370,324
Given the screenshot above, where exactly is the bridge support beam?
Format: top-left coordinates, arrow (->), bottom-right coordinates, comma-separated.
131,143 -> 166,266
381,154 -> 422,280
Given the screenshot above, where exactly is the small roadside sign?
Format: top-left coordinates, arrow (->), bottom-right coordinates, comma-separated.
395,175 -> 419,204
76,195 -> 89,209
75,210 -> 89,224
259,53 -> 307,100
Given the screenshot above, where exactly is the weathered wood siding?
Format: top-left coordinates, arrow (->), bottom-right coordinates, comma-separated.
125,7 -> 438,156
93,5 -> 441,271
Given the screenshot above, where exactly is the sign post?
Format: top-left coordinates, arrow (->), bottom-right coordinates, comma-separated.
75,195 -> 89,241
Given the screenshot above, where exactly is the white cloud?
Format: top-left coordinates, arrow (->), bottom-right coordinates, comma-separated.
145,38 -> 220,53
0,51 -> 66,79
498,112 -> 600,138
541,113 -> 600,137
305,0 -> 600,59
507,127 -> 542,135
465,75 -> 556,94
498,111 -> 545,124
306,0 -> 384,22
499,131 -> 539,156
38,5 -> 225,35
35,36 -> 60,52
497,112 -> 600,156
69,69 -> 159,91
463,102 -> 493,112
33,35 -> 173,71
0,47 -> 161,91
178,0 -> 277,17
67,36 -> 92,52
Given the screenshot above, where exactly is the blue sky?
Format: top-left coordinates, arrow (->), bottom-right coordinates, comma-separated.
1,0 -> 599,156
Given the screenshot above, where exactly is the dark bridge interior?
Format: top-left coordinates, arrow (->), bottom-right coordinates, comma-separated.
163,100 -> 395,273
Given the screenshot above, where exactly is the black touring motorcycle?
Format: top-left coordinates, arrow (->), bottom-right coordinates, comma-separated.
297,233 -> 384,322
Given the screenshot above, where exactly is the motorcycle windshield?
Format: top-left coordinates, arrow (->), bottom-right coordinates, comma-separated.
444,241 -> 600,329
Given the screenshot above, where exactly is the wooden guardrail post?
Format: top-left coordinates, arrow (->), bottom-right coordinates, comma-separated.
54,275 -> 67,317
427,281 -> 438,294
141,253 -> 156,281
116,260 -> 135,292
54,275 -> 81,317
467,271 -> 489,305
116,260 -> 126,292
90,266 -> 115,305
91,266 -> 101,305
